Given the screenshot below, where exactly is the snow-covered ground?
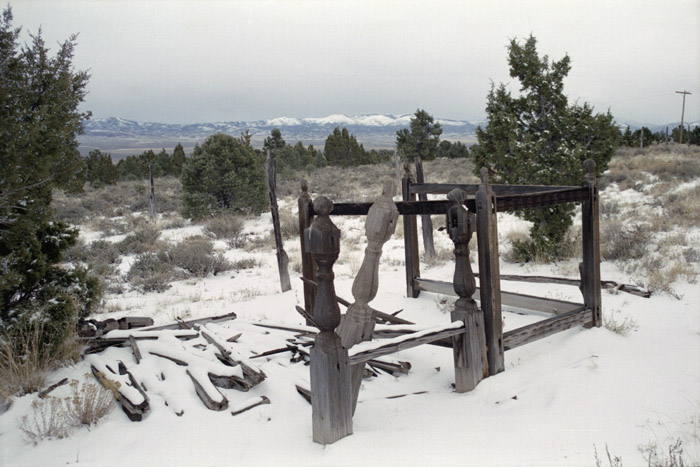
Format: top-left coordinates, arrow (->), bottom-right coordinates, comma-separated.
1,187 -> 698,467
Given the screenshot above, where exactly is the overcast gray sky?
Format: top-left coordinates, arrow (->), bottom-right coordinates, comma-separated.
9,0 -> 700,125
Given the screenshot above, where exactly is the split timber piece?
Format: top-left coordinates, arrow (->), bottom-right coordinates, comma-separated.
414,157 -> 436,259
231,396 -> 271,416
348,322 -> 465,365
82,328 -> 200,353
200,325 -> 266,388
475,170 -> 504,376
503,306 -> 593,351
413,278 -> 583,316
141,311 -> 238,331
88,355 -> 149,421
38,378 -> 69,399
186,369 -> 228,411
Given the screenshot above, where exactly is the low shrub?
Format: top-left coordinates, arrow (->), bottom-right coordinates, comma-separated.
64,376 -> 115,427
118,224 -> 163,255
126,251 -> 176,293
205,214 -> 245,243
168,237 -> 233,277
19,397 -> 71,445
600,223 -> 651,261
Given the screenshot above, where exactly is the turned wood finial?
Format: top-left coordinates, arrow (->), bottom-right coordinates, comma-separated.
300,178 -> 309,194
480,167 -> 489,184
305,196 -> 340,332
584,159 -> 596,177
446,189 -> 476,300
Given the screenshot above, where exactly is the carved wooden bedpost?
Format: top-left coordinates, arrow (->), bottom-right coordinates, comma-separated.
298,179 -> 316,323
305,196 -> 352,444
402,162 -> 420,298
337,181 -> 399,412
476,168 -> 505,375
447,189 -> 488,392
580,160 -> 602,327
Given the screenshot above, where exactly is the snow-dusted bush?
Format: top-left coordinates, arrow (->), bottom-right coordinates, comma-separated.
168,237 -> 233,277
126,251 -> 176,293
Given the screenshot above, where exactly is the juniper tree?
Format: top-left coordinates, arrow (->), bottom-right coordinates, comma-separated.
180,133 -> 267,219
396,109 -> 443,161
471,35 -> 620,260
0,7 -> 100,354
324,127 -> 370,167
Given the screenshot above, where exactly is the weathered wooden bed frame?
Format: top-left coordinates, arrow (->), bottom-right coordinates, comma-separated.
296,160 -> 601,444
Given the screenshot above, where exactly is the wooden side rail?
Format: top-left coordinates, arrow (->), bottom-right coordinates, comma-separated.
348,322 -> 466,365
503,306 -> 593,350
414,278 -> 583,316
411,183 -> 580,196
304,186 -> 588,217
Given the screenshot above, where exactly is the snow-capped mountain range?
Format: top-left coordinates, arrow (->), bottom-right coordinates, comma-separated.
78,114 -> 697,157
82,114 -> 479,140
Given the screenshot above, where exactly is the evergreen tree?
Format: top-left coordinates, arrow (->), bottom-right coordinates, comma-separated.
263,128 -> 286,154
180,133 -> 267,219
0,7 -> 99,354
471,35 -> 620,260
85,149 -> 119,187
395,109 -> 443,161
436,140 -> 470,159
324,127 -> 369,167
171,143 -> 186,176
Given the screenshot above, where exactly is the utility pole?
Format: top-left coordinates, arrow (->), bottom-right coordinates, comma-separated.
675,90 -> 691,143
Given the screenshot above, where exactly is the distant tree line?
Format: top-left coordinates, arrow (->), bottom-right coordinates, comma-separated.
620,125 -> 700,147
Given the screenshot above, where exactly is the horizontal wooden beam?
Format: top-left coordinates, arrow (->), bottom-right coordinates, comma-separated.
503,307 -> 592,351
348,322 -> 465,365
414,278 -> 583,315
311,187 -> 589,218
410,183 -> 576,196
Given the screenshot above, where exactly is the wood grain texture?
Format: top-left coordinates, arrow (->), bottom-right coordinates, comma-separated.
266,151 -> 291,292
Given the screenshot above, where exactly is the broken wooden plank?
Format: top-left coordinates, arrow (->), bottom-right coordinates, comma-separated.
348,322 -> 465,365
127,336 -> 142,364
296,384 -> 311,404
231,396 -> 271,416
38,378 -> 68,399
475,273 -> 650,298
142,312 -> 238,331
88,355 -> 149,421
118,317 -> 154,330
503,307 -> 592,351
200,326 -> 266,388
186,369 -> 228,411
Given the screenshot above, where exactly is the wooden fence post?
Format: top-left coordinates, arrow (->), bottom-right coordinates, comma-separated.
447,189 -> 488,392
305,196 -> 352,444
266,151 -> 291,292
298,179 -> 316,322
580,160 -> 602,327
402,163 -> 420,298
336,181 -> 398,412
414,156 -> 436,259
148,164 -> 155,222
475,168 -> 504,375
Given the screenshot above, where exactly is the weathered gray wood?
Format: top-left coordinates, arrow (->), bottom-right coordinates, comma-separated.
231,396 -> 270,416
581,159 -> 602,327
475,273 -> 650,298
300,277 -> 413,325
446,189 -> 488,392
266,151 -> 292,292
186,369 -> 228,411
128,336 -> 142,364
118,316 -> 154,330
142,312 -> 237,331
393,146 -> 401,197
298,179 -> 317,324
503,307 -> 592,350
475,168 -> 505,375
348,323 -> 465,364
336,181 -> 399,413
413,278 -> 583,315
200,329 -> 266,387
148,163 -> 155,222
38,378 -> 69,399
414,157 -> 436,259
305,196 -> 352,444
411,183 -> 578,196
402,163 -> 421,298
90,360 -> 149,422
